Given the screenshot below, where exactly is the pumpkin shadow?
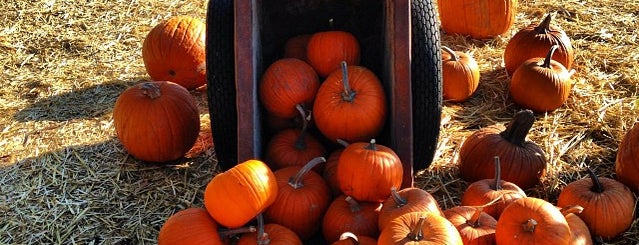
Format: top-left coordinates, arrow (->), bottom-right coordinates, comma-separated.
13,78 -> 143,122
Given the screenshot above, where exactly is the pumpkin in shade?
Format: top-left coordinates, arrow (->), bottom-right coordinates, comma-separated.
284,34 -> 312,62
142,16 -> 206,90
331,232 -> 377,245
558,205 -> 593,245
306,31 -> 360,77
509,45 -> 574,113
322,195 -> 382,243
460,156 -> 527,219
323,139 -> 350,197
259,58 -> 320,119
495,197 -> 571,244
443,205 -> 497,245
264,157 -> 331,240
237,214 -> 303,245
313,62 -> 387,143
442,46 -> 481,102
556,168 -> 635,240
377,211 -> 463,245
378,187 -> 443,231
158,208 -> 225,245
504,13 -> 574,76
437,0 -> 518,39
458,110 -> 546,190
204,160 -> 278,228
113,81 -> 200,163
337,139 -> 403,202
615,121 -> 639,194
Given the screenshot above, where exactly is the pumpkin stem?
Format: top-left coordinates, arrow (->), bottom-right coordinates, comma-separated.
542,45 -> 559,69
522,219 -> 538,232
339,232 -> 360,245
293,104 -> 310,150
288,156 -> 326,189
340,61 -> 356,102
407,215 -> 426,241
500,110 -> 535,146
586,167 -> 604,193
534,13 -> 553,35
365,139 -> 377,151
256,213 -> 271,245
389,186 -> 408,207
345,196 -> 362,212
493,156 -> 502,191
139,82 -> 162,99
442,46 -> 459,61
467,207 -> 484,228
218,226 -> 257,237
559,205 -> 584,217
336,138 -> 350,148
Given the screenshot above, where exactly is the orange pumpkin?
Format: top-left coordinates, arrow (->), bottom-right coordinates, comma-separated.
495,197 -> 571,244
377,211 -> 463,245
236,214 -> 303,245
322,139 -> 349,197
313,62 -> 387,143
306,31 -> 360,77
442,46 -> 480,102
259,58 -> 320,119
322,195 -> 382,243
142,16 -> 206,90
558,206 -> 592,245
204,160 -> 278,228
615,121 -> 639,194
443,206 -> 497,245
158,208 -> 226,245
113,81 -> 200,163
437,0 -> 518,39
378,187 -> 443,231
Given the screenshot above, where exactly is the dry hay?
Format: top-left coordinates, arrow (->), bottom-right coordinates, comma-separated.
1,0 -> 638,244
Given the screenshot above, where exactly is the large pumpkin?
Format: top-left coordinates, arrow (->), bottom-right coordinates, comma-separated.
113,81 -> 200,163
615,121 -> 639,194
495,197 -> 571,244
204,160 -> 278,228
142,16 -> 206,90
158,208 -> 226,245
437,0 -> 518,39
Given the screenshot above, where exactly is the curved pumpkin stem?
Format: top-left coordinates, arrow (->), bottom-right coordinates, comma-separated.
407,215 -> 426,241
586,167 -> 604,193
559,205 -> 584,217
442,46 -> 459,61
339,232 -> 360,245
139,82 -> 162,99
218,226 -> 257,237
293,104 -> 310,150
340,61 -> 356,102
336,138 -> 350,148
389,186 -> 408,207
493,156 -> 502,191
542,45 -> 559,69
467,207 -> 484,228
365,139 -> 378,151
345,196 -> 362,212
534,13 -> 553,35
288,156 -> 326,189
256,213 -> 271,245
522,219 -> 538,233
500,110 -> 535,146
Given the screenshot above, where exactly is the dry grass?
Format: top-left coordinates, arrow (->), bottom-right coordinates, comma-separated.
1,0 -> 638,244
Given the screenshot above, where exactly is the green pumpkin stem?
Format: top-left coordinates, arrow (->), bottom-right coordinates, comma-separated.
256,213 -> 271,245
407,215 -> 426,241
339,232 -> 360,245
534,13 -> 553,35
289,156 -> 326,189
140,82 -> 162,99
345,196 -> 362,212
365,139 -> 378,151
494,156 -> 502,191
218,226 -> 257,237
500,110 -> 535,146
523,219 -> 538,232
340,61 -> 356,102
389,186 -> 408,207
442,46 -> 459,61
586,167 -> 604,193
542,45 -> 559,69
293,104 -> 310,150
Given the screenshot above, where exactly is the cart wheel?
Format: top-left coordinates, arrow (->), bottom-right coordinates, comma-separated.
411,0 -> 443,171
206,0 -> 237,170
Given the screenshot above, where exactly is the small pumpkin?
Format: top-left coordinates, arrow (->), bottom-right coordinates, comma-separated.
556,167 -> 635,240
504,13 -> 574,76
337,139 -> 403,202
283,34 -> 312,62
558,205 -> 592,245
142,16 -> 206,90
236,214 -> 303,245
158,208 -> 225,245
264,157 -> 331,240
377,211 -> 463,245
495,197 -> 571,244
313,62 -> 387,143
306,31 -> 360,77
460,156 -> 527,219
323,139 -> 350,197
443,205 -> 497,245
204,160 -> 278,228
458,110 -> 546,190
113,81 -> 200,163
259,58 -> 320,119
331,232 -> 377,245
509,45 -> 574,113
615,121 -> 639,194
442,46 -> 481,102
322,195 -> 382,243
378,187 -> 443,231
437,0 -> 518,39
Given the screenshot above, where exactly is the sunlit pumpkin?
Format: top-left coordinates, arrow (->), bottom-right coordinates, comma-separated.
437,0 -> 518,39
442,46 -> 480,102
495,197 -> 571,244
615,121 -> 639,194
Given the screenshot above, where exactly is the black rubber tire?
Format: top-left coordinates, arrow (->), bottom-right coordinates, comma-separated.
411,0 -> 443,171
205,0 -> 237,170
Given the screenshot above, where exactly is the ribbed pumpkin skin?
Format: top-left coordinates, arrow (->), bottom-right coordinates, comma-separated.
616,121 -> 639,194
113,81 -> 200,163
306,31 -> 360,77
378,187 -> 443,231
509,55 -> 572,113
158,208 -> 225,245
442,47 -> 481,102
495,197 -> 571,245
264,128 -> 326,170
378,211 -> 463,245
236,223 -> 303,245
437,0 -> 518,39
142,16 -> 206,90
443,206 -> 497,245
322,195 -> 382,243
204,160 -> 278,228
259,58 -> 320,119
